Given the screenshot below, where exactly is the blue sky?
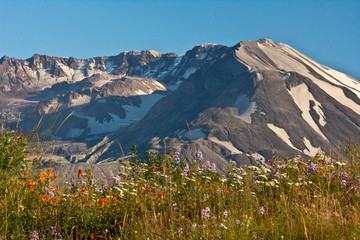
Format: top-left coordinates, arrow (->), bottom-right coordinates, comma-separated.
0,0 -> 359,79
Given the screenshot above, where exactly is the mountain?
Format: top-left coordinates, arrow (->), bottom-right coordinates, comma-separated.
1,39 -> 359,175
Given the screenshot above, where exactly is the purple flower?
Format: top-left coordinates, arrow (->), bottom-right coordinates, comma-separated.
115,175 -> 121,185
182,163 -> 189,175
258,206 -> 265,215
216,189 -> 222,195
206,160 -> 211,169
223,210 -> 229,219
308,164 -> 317,172
50,226 -> 56,233
197,150 -> 204,162
342,173 -> 350,181
174,152 -> 181,164
203,194 -> 209,200
211,163 -> 217,173
330,171 -> 339,179
30,231 -> 39,240
235,219 -> 241,225
54,233 -> 63,239
177,227 -> 183,236
295,167 -> 299,172
341,180 -> 347,188
202,207 -> 210,219
190,186 -> 196,194
48,191 -> 55,198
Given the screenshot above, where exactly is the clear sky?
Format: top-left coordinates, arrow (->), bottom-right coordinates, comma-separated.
0,0 -> 359,79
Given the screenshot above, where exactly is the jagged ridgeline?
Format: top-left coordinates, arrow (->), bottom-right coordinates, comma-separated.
0,39 -> 359,175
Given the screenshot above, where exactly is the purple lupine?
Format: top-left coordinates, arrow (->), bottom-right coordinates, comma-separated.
201,207 -> 211,219
174,152 -> 181,164
48,191 -> 55,198
308,164 -> 317,172
331,171 -> 339,179
295,167 -> 299,172
206,160 -> 211,169
50,226 -> 56,233
30,231 -> 39,240
342,173 -> 350,181
177,227 -> 183,236
216,189 -> 222,195
182,163 -> 189,175
211,163 -> 217,173
223,210 -> 229,219
258,206 -> 265,215
197,150 -> 204,161
115,175 -> 121,185
341,180 -> 347,188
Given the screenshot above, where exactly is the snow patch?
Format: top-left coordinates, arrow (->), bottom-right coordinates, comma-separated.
208,137 -> 242,154
69,95 -> 91,107
183,67 -> 197,79
121,93 -> 164,125
288,83 -> 327,140
86,113 -> 123,135
303,137 -> 320,157
267,123 -> 300,151
233,95 -> 256,124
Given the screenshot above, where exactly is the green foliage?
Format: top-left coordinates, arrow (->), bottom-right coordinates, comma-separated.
0,128 -> 28,174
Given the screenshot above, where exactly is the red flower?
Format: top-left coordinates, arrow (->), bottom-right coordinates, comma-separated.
78,169 -> 83,178
151,165 -> 155,172
99,198 -> 107,209
81,188 -> 86,194
162,165 -> 166,173
268,159 -> 274,165
160,193 -> 165,199
89,233 -> 96,238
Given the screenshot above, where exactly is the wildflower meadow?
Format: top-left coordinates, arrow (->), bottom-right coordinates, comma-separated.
1,126 -> 360,239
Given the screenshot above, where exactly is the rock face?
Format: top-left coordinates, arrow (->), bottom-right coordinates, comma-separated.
1,39 -> 359,174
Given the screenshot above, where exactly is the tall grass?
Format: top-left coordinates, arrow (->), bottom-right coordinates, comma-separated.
1,133 -> 360,239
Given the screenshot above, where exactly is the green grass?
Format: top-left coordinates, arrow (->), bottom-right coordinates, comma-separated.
1,132 -> 360,239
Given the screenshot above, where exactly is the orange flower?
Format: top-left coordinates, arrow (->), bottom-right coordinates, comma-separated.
40,195 -> 50,201
82,188 -> 86,194
160,193 -> 165,199
38,174 -> 45,182
78,169 -> 83,178
162,165 -> 166,174
99,198 -> 107,208
53,174 -> 58,180
112,197 -> 119,204
28,183 -> 35,190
